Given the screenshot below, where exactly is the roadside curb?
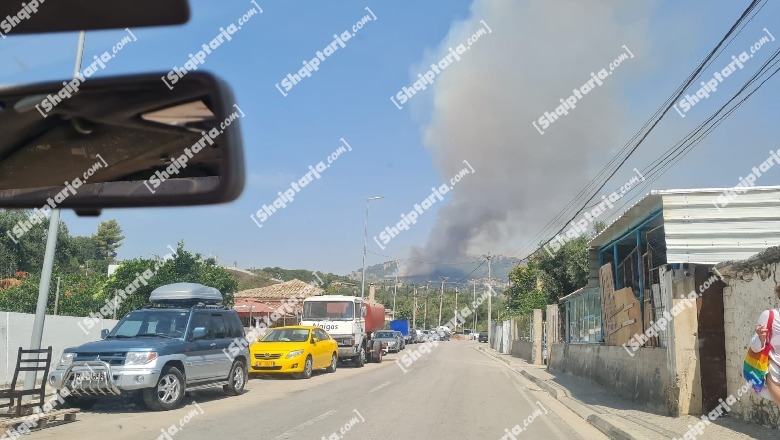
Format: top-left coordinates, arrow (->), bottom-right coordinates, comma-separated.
477,346 -> 652,440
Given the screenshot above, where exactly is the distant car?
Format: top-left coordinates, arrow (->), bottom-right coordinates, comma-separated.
375,330 -> 401,353
478,331 -> 488,343
428,330 -> 441,341
412,329 -> 423,343
249,326 -> 338,379
436,327 -> 451,341
392,331 -> 406,350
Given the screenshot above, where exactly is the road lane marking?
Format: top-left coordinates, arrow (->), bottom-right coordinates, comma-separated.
369,381 -> 391,393
273,410 -> 337,439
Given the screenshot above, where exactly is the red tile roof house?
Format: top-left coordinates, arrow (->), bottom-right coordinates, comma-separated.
233,279 -> 324,329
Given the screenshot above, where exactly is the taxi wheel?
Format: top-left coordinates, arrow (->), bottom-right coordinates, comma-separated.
298,356 -> 313,379
326,353 -> 337,373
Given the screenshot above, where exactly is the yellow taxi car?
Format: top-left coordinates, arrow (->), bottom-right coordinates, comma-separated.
249,326 -> 338,379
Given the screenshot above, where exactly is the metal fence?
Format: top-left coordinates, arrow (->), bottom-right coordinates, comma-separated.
515,314 -> 533,342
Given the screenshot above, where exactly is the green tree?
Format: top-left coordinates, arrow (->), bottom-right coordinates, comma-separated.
93,220 -> 124,262
505,261 -> 547,315
104,241 -> 238,317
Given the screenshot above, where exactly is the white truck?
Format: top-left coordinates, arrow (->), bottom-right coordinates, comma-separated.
300,295 -> 385,367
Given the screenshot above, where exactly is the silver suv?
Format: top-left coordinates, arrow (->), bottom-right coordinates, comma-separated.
48,283 -> 249,411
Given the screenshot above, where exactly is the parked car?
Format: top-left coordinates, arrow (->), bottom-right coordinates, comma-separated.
393,331 -> 406,350
249,326 -> 338,379
412,328 -> 423,343
478,331 -> 488,343
436,327 -> 451,341
48,283 -> 249,411
374,330 -> 402,353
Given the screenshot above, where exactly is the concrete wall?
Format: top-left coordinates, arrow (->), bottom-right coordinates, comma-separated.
0,312 -> 119,386
549,343 -> 670,414
719,247 -> 780,428
511,341 -> 533,361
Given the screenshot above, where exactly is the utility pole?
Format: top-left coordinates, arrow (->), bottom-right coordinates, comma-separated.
25,29 -> 86,398
454,286 -> 458,333
412,285 -> 418,329
392,260 -> 398,320
423,282 -> 429,328
487,253 -> 492,345
472,280 -> 477,331
438,277 -> 446,327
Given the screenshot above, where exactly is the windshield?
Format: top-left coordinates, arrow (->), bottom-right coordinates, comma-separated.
302,301 -> 354,321
109,310 -> 189,339
261,328 -> 310,343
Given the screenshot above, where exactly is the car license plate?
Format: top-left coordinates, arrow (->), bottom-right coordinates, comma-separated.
256,361 -> 274,367
76,372 -> 106,381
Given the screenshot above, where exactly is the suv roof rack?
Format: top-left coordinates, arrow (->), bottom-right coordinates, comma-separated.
149,282 -> 223,306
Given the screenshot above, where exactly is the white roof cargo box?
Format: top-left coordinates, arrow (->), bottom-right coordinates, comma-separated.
149,282 -> 223,305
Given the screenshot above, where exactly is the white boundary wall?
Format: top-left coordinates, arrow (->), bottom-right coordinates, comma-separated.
0,312 -> 119,386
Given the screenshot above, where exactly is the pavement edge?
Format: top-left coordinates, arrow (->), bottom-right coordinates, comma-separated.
476,346 -> 654,440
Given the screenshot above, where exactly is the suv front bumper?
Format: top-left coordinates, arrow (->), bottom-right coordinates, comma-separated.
49,361 -> 161,395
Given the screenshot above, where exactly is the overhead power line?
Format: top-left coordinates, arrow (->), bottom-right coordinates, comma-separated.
509,0 -> 768,262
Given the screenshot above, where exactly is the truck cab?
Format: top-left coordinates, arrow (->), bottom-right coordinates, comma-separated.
300,295 -> 383,367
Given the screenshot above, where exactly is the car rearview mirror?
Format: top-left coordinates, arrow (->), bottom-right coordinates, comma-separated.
100,329 -> 109,339
192,327 -> 207,340
0,71 -> 245,212
311,337 -> 318,344
0,0 -> 189,37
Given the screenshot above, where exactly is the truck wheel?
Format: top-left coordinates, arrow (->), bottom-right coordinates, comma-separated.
143,366 -> 185,411
371,340 -> 383,363
355,348 -> 365,368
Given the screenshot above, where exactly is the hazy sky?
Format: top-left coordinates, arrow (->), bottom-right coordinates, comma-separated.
2,0 -> 778,276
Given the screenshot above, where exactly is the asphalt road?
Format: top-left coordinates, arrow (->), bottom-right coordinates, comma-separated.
26,341 -> 608,440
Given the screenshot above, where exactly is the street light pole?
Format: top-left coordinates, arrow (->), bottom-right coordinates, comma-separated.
361,196 -> 383,300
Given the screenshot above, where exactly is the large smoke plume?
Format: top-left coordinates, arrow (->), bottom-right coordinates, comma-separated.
401,0 -> 654,277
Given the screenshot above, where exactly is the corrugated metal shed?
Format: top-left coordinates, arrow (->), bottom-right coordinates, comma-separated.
589,186 -> 780,264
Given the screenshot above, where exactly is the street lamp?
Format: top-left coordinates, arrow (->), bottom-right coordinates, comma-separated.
361,196 -> 384,299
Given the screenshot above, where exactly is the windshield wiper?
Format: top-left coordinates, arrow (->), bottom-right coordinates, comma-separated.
134,333 -> 176,339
